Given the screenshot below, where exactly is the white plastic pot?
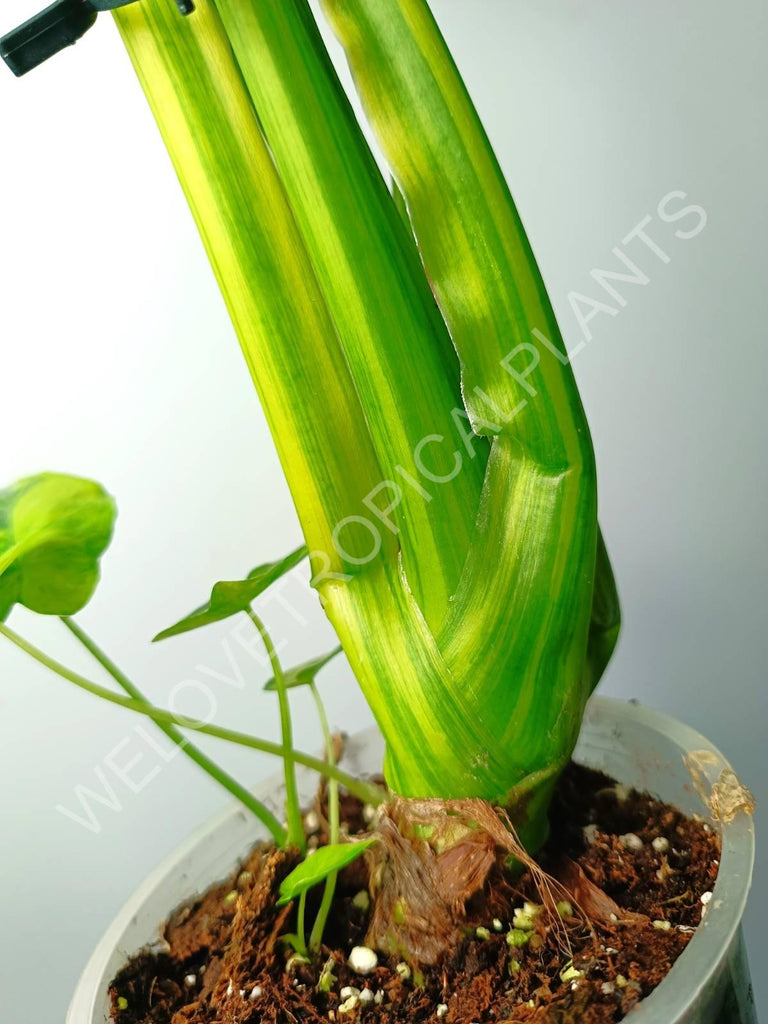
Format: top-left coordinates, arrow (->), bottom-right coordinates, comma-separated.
67,697 -> 756,1024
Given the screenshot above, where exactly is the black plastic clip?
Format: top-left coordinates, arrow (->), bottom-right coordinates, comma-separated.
1,0 -> 194,78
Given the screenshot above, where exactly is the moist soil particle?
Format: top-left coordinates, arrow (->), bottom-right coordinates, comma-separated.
110,765 -> 719,1024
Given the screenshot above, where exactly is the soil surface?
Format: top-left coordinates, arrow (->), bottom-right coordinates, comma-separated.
110,764 -> 719,1024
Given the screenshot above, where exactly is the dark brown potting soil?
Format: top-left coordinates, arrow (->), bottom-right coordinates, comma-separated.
110,764 -> 720,1024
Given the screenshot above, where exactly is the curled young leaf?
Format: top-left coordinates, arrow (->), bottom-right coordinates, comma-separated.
153,545 -> 308,641
0,473 -> 115,620
278,839 -> 377,905
264,645 -> 342,692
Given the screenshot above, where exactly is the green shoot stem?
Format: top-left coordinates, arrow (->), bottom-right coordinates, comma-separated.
296,890 -> 309,956
60,616 -> 287,845
0,622 -> 384,807
312,683 -> 340,842
308,680 -> 339,953
246,609 -> 304,851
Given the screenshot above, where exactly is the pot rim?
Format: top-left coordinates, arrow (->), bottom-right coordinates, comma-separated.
580,697 -> 755,1023
67,696 -> 755,1024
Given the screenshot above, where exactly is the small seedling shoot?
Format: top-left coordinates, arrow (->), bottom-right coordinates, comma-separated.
0,471 -> 384,948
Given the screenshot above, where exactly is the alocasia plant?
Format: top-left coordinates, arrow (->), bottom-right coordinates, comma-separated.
0,0 -> 623,966
105,0 -> 620,852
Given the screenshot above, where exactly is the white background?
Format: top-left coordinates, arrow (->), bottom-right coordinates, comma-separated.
0,1 -> 765,1020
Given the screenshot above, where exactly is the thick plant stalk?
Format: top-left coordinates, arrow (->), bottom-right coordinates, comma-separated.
322,0 -> 619,829
212,0 -> 487,633
113,0 -> 387,576
207,0 -> 601,815
111,0 -> 490,804
321,0 -> 620,689
112,0 -> 620,844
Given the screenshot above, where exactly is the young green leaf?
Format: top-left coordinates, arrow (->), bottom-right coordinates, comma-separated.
0,473 -> 115,620
278,839 -> 377,906
154,545 -> 308,641
263,646 -> 342,692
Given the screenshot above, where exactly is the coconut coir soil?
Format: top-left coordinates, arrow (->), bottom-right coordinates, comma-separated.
110,764 -> 720,1024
